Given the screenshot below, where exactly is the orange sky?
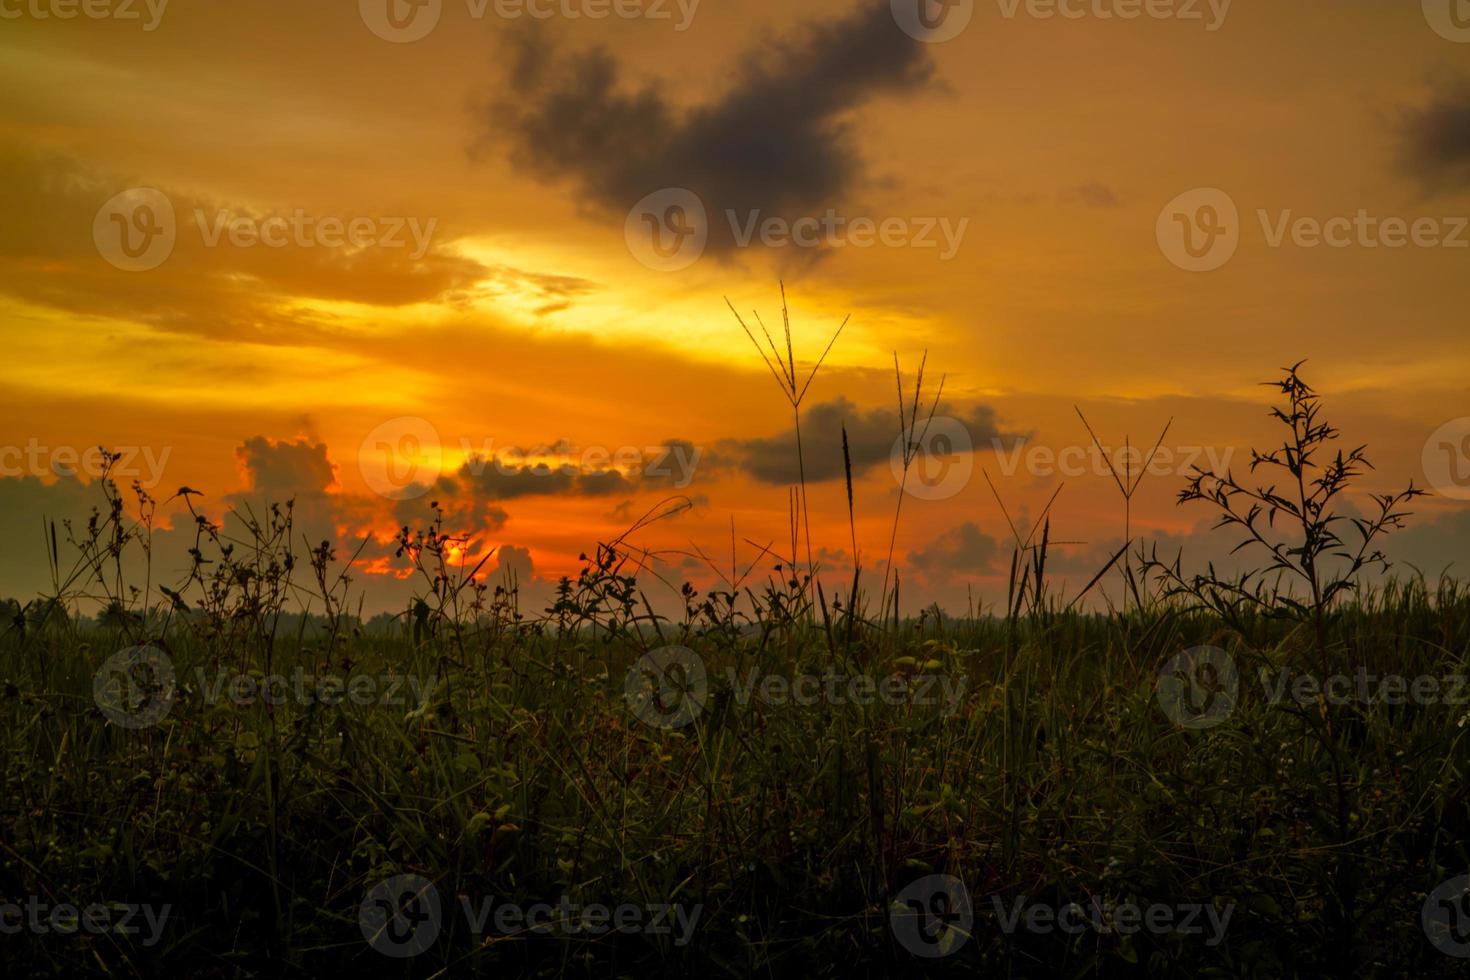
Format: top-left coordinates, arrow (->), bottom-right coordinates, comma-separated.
1,0 -> 1468,614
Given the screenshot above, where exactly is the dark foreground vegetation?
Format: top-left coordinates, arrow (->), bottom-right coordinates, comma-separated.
3,364 -> 1468,978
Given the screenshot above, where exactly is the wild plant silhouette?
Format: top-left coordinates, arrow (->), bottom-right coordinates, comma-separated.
2,353 -> 1465,979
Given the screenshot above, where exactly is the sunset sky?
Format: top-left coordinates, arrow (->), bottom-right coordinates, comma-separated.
1,0 -> 1468,614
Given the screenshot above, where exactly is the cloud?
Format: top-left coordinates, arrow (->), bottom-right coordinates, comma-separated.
486,4 -> 937,253
1386,506 -> 1470,579
908,521 -> 1001,576
451,458 -> 633,500
0,444 -> 375,608
456,459 -> 578,500
481,264 -> 598,317
236,436 -> 338,496
0,435 -> 531,613
727,397 -> 1020,485
1400,86 -> 1470,191
0,147 -> 490,343
0,474 -> 104,600
219,439 -> 394,584
495,544 -> 535,581
489,543 -> 565,613
450,438 -> 703,501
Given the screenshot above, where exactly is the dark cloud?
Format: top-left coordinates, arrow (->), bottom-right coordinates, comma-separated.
1401,87 -> 1470,191
728,397 -> 1020,486
487,5 -> 936,253
909,522 -> 1001,575
236,436 -> 337,496
391,487 -> 509,537
646,440 -> 703,489
221,439 -> 391,577
0,437 -> 635,615
574,468 -> 635,497
489,544 -> 560,611
457,458 -> 578,500
495,544 -> 535,581
453,459 -> 635,500
451,439 -> 703,501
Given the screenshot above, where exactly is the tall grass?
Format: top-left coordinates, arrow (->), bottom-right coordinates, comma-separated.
1,359 -> 1464,978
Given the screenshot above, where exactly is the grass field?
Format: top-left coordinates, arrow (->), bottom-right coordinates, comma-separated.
4,368 -> 1470,978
